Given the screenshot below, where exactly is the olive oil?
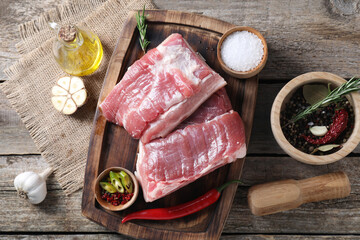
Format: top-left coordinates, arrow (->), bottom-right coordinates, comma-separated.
52,24 -> 103,76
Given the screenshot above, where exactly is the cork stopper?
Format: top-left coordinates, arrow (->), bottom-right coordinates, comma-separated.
58,25 -> 77,42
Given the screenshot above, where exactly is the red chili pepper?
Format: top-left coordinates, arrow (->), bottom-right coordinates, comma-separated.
303,109 -> 348,145
101,191 -> 134,206
121,180 -> 241,223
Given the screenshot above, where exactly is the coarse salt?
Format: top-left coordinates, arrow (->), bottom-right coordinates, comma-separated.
221,31 -> 264,72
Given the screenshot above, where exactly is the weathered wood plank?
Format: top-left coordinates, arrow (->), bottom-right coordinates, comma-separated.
248,82 -> 284,154
1,235 -> 359,240
1,154 -> 360,234
0,0 -> 59,80
0,90 -> 39,154
222,236 -> 360,240
0,235 -> 127,240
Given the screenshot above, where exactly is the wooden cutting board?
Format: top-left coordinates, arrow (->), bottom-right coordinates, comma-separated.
82,10 -> 258,240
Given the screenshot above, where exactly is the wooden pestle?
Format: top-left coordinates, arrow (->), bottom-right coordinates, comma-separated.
248,171 -> 351,216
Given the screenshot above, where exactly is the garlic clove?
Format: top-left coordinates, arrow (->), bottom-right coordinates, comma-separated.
69,76 -> 85,94
51,96 -> 67,112
57,76 -> 71,90
72,89 -> 87,107
310,126 -> 328,137
52,85 -> 68,96
62,98 -> 77,115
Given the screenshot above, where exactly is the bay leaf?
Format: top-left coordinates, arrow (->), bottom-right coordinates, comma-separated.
303,84 -> 329,105
317,144 -> 340,152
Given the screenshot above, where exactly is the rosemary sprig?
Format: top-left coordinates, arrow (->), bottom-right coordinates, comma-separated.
291,77 -> 360,123
136,6 -> 150,53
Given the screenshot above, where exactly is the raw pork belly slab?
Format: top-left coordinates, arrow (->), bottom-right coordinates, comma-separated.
177,88 -> 232,128
136,110 -> 246,202
100,33 -> 226,143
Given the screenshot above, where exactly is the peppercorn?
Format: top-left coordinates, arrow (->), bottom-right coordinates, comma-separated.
280,87 -> 354,155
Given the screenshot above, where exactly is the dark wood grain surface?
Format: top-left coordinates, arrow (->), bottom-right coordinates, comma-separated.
1,0 -> 360,239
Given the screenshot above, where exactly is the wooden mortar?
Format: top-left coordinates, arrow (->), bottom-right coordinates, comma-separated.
271,72 -> 360,165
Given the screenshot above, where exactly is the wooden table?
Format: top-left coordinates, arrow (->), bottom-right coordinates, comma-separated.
1,0 -> 359,239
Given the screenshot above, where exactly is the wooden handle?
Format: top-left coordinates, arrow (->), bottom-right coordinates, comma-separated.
248,172 -> 351,216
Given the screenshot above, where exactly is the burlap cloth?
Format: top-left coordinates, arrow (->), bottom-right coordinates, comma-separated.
1,0 -> 155,194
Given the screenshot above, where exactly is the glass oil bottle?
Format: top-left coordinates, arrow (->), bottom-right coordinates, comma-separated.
50,23 -> 103,76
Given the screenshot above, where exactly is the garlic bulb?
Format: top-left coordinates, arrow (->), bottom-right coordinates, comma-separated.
51,76 -> 87,115
14,167 -> 53,204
